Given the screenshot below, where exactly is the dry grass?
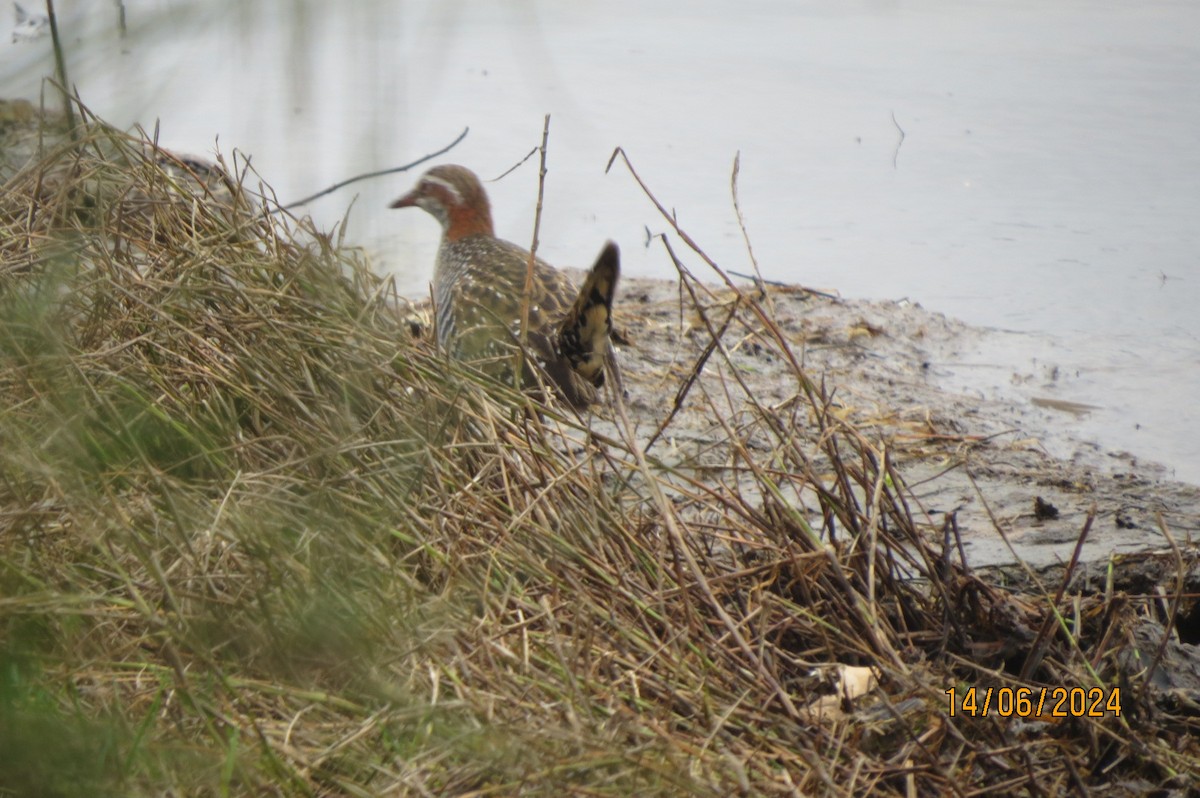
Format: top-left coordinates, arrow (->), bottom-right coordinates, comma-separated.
1,101 -> 1197,797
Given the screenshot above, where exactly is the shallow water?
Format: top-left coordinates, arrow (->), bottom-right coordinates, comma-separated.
4,0 -> 1196,482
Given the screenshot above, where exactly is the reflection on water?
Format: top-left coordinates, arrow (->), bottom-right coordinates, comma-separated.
4,0 -> 1197,482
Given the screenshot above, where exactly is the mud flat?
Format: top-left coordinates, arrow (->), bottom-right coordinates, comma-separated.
595,273 -> 1199,571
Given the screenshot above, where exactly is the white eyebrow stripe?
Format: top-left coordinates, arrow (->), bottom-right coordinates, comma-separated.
424,176 -> 462,204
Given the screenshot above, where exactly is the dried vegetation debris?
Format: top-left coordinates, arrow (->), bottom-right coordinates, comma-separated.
606,274 -> 1198,564
0,100 -> 1198,796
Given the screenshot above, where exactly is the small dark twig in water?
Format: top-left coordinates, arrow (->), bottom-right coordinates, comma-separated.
281,126 -> 469,210
891,111 -> 905,169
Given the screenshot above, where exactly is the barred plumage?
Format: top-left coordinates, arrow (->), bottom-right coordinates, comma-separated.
391,165 -> 618,408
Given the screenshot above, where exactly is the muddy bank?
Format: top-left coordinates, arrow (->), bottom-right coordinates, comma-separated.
589,273 -> 1200,570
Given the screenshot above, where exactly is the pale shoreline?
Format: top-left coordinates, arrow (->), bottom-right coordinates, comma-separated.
568,272 -> 1200,570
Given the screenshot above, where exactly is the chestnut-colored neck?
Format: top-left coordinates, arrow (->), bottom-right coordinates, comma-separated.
434,169 -> 495,242
444,199 -> 495,242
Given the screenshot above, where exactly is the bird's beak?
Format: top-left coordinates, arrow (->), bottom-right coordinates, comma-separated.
389,190 -> 419,209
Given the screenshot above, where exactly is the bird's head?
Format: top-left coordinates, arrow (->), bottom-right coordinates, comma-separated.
390,164 -> 494,240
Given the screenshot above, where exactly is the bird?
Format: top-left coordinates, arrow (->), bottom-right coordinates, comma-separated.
390,164 -> 618,408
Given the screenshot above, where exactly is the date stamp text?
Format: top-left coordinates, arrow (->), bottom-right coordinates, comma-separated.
946,686 -> 1121,718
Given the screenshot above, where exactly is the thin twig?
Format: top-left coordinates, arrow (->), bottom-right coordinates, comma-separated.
725,270 -> 839,299
1140,512 -> 1185,700
45,0 -> 76,135
891,111 -> 905,169
606,147 -> 817,398
644,273 -> 741,453
491,147 -> 540,182
730,151 -> 775,316
281,126 -> 469,210
517,115 -> 551,391
1019,507 -> 1095,681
